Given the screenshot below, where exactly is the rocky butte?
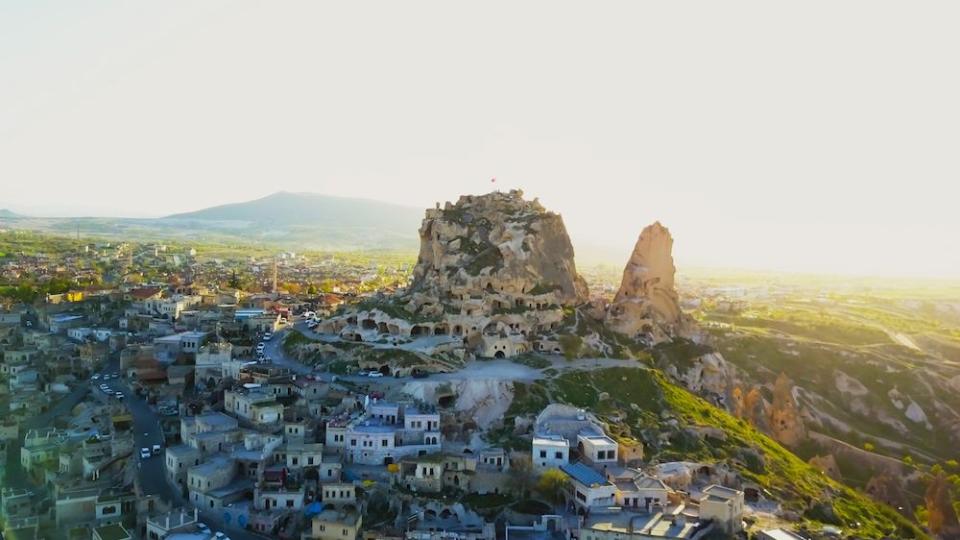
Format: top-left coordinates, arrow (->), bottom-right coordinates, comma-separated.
406,189 -> 588,312
606,221 -> 697,344
317,189 -> 691,362
317,190 -> 590,360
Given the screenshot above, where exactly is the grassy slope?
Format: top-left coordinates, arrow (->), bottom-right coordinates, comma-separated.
545,367 -> 927,539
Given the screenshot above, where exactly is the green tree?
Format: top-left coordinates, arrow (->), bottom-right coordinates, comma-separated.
536,468 -> 570,507
506,455 -> 535,498
558,334 -> 583,360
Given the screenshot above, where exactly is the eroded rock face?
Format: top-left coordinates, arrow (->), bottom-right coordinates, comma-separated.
925,471 -> 960,538
408,189 -> 588,308
767,373 -> 807,447
607,222 -> 689,342
809,454 -> 841,480
865,474 -> 911,514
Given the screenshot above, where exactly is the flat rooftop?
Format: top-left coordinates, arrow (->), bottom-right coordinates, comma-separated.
148,509 -> 197,529
585,510 -> 701,539
94,524 -> 131,540
533,434 -> 569,447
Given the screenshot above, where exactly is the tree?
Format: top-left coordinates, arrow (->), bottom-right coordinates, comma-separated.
536,468 -> 570,507
228,271 -> 242,290
506,455 -> 535,498
558,334 -> 583,360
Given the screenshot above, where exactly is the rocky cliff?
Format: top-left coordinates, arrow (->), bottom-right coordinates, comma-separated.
407,189 -> 588,310
607,222 -> 691,342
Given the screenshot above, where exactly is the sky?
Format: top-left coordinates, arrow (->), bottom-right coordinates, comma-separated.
1,1 -> 958,278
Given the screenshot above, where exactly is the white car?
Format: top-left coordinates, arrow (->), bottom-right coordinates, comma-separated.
91,374 -> 101,381
152,444 -> 161,455
357,370 -> 370,377
306,320 -> 319,329
256,343 -> 265,351
368,372 -> 384,378
114,392 -> 124,399
140,448 -> 151,459
263,332 -> 273,341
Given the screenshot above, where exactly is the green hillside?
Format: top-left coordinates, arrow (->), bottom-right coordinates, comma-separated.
517,367 -> 927,539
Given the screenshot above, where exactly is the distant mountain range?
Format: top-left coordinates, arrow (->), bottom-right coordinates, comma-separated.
0,192 -> 624,263
166,191 -> 422,230
0,192 -> 424,251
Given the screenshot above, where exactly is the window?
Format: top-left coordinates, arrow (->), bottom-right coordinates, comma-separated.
539,450 -> 547,458
286,499 -> 294,508
292,457 -> 298,465
307,457 -> 314,465
381,439 -> 388,447
555,452 -> 563,459
350,439 -> 357,447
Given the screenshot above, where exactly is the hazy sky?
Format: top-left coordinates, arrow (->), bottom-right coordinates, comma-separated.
1,2 -> 958,277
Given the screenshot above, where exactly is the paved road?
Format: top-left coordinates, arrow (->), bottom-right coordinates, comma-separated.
105,360 -> 265,540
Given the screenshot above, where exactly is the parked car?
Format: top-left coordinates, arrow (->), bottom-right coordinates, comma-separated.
114,392 -> 124,400
91,374 -> 101,381
140,448 -> 151,459
263,332 -> 273,341
368,372 -> 384,378
152,444 -> 161,455
356,370 -> 370,377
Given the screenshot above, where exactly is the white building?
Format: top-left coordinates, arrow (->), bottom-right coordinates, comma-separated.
614,475 -> 670,512
577,431 -> 618,465
700,485 -> 744,533
532,434 -> 569,471
561,463 -> 617,511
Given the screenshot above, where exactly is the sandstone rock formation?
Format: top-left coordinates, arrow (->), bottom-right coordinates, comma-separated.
808,454 -> 841,480
607,222 -> 690,342
732,385 -> 767,430
864,474 -> 911,515
767,373 -> 807,447
317,190 -> 588,360
925,471 -> 960,538
408,189 -> 588,307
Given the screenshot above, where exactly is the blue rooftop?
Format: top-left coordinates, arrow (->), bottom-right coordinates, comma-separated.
561,462 -> 608,487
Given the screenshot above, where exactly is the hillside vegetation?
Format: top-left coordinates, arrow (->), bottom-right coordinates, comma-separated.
522,366 -> 927,539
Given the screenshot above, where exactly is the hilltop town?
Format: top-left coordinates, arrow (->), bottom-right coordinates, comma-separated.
0,191 -> 951,540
